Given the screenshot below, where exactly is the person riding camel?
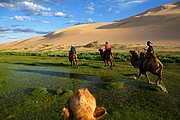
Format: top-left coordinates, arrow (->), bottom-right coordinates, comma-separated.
145,41 -> 154,59
104,42 -> 113,57
137,41 -> 154,68
69,45 -> 76,57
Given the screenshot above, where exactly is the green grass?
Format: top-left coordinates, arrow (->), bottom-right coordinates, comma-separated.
0,54 -> 179,120
1,51 -> 180,63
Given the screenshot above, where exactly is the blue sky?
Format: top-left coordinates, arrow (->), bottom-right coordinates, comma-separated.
0,0 -> 179,44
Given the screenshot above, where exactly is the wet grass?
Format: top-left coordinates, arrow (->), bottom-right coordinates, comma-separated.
0,55 -> 180,120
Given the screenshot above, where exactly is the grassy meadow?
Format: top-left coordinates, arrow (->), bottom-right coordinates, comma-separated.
0,51 -> 180,120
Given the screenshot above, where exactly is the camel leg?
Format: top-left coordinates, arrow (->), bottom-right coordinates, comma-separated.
73,61 -> 75,67
71,62 -> 73,67
144,73 -> 154,84
110,61 -> 112,69
136,73 -> 141,80
76,60 -> 78,66
154,73 -> 162,85
157,68 -> 163,85
107,60 -> 109,66
156,76 -> 162,85
152,68 -> 162,85
104,60 -> 107,67
76,60 -> 79,68
145,74 -> 150,84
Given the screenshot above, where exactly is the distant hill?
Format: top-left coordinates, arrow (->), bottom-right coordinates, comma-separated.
0,2 -> 179,52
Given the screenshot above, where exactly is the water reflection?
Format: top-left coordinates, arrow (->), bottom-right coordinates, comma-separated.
100,76 -> 114,82
70,73 -> 79,92
70,73 -> 79,79
13,69 -> 101,91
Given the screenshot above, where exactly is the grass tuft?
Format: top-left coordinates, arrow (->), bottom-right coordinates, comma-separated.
29,88 -> 49,97
104,82 -> 125,91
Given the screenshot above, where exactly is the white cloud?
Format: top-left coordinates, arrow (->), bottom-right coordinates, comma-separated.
86,18 -> 94,23
0,2 -> 17,10
86,2 -> 95,14
35,20 -> 50,24
40,12 -> 52,16
10,15 -> 50,24
66,20 -> 79,24
13,16 -> 31,21
107,7 -> 112,11
54,12 -> 73,18
0,27 -> 10,32
0,0 -> 72,18
13,28 -> 51,34
54,12 -> 66,17
21,1 -> 51,12
0,34 -> 17,39
99,0 -> 146,12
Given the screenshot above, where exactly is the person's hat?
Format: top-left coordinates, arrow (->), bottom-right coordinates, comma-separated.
147,41 -> 152,45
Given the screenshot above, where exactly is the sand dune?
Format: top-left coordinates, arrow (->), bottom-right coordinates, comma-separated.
0,2 -> 179,52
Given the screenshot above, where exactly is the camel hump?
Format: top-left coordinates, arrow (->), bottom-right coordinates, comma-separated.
129,50 -> 139,55
152,53 -> 157,59
68,88 -> 97,119
71,50 -> 75,54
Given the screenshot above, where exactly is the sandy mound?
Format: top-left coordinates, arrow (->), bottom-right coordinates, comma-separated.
0,2 -> 179,52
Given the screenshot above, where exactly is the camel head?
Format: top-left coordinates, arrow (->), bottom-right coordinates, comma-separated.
62,88 -> 106,120
98,49 -> 104,56
129,50 -> 140,68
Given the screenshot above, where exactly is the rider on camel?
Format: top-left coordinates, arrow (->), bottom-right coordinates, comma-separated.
145,41 -> 154,59
104,42 -> 113,57
137,41 -> 154,68
69,45 -> 76,57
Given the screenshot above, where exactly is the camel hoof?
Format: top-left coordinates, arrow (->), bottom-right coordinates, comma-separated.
133,76 -> 139,80
133,76 -> 137,80
155,81 -> 161,86
148,81 -> 156,85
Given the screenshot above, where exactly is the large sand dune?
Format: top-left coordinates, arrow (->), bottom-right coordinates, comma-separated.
0,2 -> 179,52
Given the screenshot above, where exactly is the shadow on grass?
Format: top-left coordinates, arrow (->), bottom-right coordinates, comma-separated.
14,62 -> 105,69
12,69 -> 100,83
123,73 -> 138,77
14,62 -> 69,66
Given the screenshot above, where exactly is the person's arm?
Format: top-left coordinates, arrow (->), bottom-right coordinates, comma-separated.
149,46 -> 154,53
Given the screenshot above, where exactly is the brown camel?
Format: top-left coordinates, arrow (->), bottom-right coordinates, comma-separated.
69,50 -> 78,67
129,50 -> 163,85
99,48 -> 114,69
62,88 -> 106,120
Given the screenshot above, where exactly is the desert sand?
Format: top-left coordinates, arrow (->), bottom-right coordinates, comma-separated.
0,2 -> 179,52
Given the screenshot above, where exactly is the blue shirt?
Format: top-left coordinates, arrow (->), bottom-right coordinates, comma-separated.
147,46 -> 154,53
